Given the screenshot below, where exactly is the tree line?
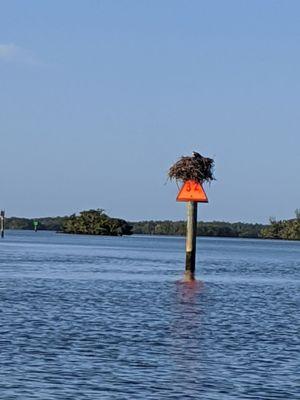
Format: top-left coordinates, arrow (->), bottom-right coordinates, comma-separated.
131,220 -> 266,238
260,210 -> 300,240
5,210 -> 132,236
4,209 -> 300,240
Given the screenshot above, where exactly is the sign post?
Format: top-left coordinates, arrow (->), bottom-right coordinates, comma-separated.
177,180 -> 208,280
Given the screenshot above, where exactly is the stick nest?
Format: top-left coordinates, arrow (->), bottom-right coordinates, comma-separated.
168,152 -> 215,183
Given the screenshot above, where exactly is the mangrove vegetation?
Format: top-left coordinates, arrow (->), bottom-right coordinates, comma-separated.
4,209 -> 300,240
61,209 -> 132,236
260,210 -> 300,240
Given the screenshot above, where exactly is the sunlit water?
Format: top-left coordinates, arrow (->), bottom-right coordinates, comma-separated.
0,230 -> 299,399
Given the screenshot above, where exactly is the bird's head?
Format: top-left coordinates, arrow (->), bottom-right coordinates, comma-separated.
192,151 -> 201,158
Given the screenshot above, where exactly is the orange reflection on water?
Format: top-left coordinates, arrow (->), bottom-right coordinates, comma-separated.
175,278 -> 205,304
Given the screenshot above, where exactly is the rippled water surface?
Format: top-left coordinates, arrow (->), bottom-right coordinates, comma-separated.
0,231 -> 299,399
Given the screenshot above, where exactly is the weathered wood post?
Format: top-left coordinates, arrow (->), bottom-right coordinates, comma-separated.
185,201 -> 198,280
168,152 -> 214,281
0,210 -> 5,238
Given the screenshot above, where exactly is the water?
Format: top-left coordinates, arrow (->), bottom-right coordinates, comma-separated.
0,231 -> 299,399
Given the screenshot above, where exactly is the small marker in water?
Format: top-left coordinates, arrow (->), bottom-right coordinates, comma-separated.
33,220 -> 39,232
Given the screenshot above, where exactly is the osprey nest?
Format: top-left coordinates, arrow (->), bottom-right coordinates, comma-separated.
168,152 -> 215,184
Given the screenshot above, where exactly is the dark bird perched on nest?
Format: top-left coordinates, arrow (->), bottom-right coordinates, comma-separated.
192,151 -> 202,158
168,151 -> 215,184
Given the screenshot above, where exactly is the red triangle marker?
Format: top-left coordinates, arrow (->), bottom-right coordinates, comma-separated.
176,180 -> 208,203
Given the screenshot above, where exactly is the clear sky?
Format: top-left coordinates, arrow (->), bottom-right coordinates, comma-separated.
0,0 -> 299,222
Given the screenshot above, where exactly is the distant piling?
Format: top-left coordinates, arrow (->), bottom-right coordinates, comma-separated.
33,221 -> 39,232
0,210 -> 5,238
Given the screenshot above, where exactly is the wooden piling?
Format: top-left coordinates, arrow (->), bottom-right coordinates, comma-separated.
0,210 -> 5,238
184,201 -> 198,281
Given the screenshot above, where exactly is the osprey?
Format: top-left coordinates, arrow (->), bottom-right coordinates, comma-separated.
192,151 -> 202,158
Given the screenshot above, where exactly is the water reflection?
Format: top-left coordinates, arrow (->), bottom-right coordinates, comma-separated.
175,279 -> 205,302
164,281 -> 206,396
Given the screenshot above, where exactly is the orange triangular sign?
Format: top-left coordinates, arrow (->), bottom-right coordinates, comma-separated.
176,180 -> 208,202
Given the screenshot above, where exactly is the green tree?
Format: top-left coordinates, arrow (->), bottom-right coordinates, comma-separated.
61,209 -> 132,236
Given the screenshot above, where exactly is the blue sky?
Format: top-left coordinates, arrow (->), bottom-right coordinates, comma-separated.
0,1 -> 299,222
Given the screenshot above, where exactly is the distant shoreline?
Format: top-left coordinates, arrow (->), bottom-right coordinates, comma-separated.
4,213 -> 299,241
4,228 -> 300,242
